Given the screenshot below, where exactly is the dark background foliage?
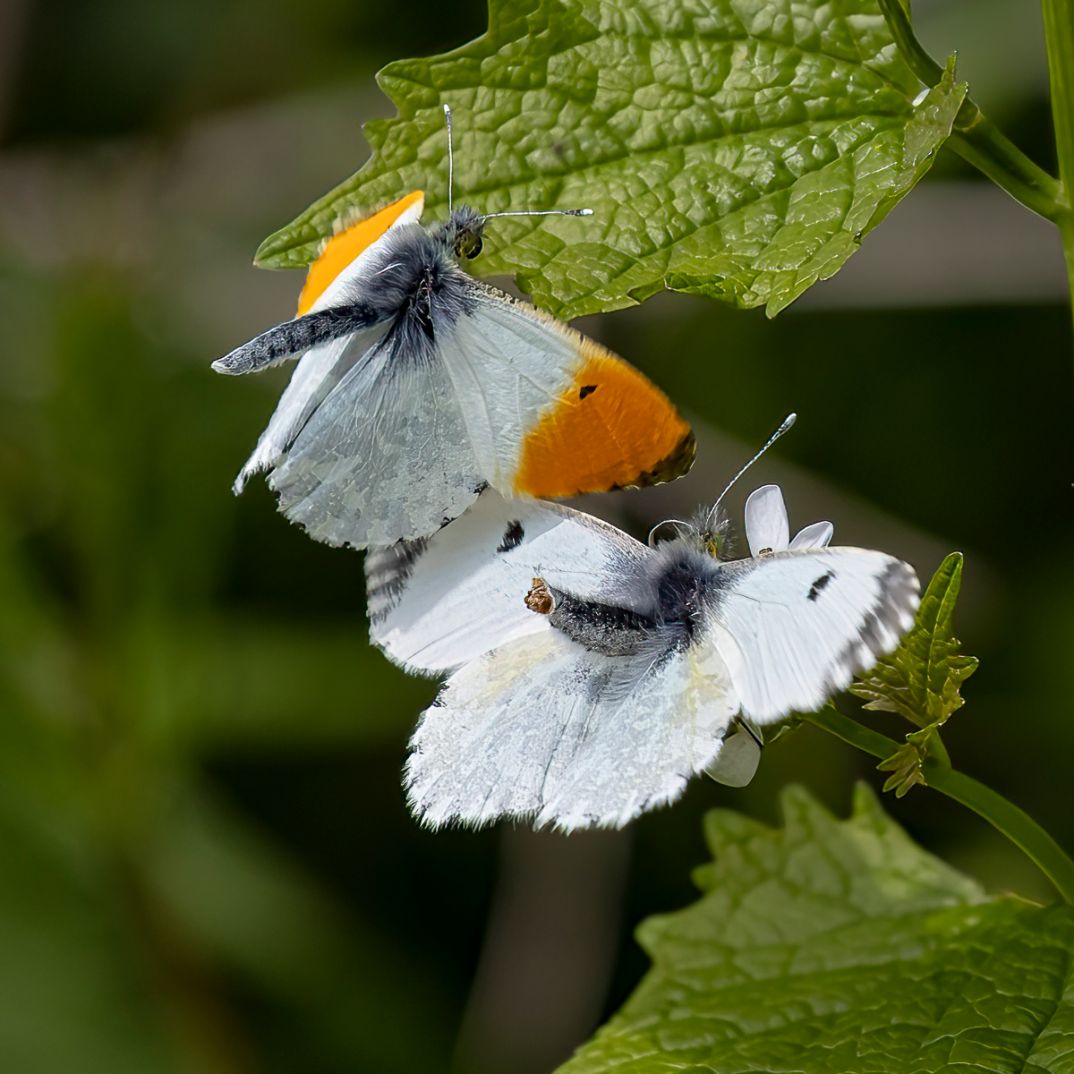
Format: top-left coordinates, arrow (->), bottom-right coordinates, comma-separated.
0,1 -> 1070,1072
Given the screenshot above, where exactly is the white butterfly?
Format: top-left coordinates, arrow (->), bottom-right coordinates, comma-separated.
366,482 -> 920,831
212,110 -> 693,549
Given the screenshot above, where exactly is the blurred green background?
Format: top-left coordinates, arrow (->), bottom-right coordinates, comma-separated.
1,1 -> 1071,1072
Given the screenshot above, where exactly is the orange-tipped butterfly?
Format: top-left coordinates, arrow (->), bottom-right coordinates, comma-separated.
213,106 -> 695,549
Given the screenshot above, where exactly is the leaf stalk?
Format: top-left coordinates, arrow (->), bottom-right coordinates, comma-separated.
877,0 -> 1064,222
804,705 -> 1074,905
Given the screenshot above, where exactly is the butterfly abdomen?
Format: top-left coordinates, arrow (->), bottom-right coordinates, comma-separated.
212,304 -> 381,375
526,579 -> 658,657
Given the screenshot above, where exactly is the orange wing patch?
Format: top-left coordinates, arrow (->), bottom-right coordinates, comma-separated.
514,339 -> 695,497
296,190 -> 425,316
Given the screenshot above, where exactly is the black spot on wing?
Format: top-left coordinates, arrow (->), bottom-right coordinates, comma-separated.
578,384 -> 597,399
807,570 -> 835,602
496,521 -> 524,553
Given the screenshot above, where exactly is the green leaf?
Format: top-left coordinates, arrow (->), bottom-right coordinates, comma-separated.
255,0 -> 967,318
876,724 -> 941,797
851,551 -> 978,729
556,786 -> 1074,1074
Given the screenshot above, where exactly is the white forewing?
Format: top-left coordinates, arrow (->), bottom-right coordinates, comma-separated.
268,342 -> 483,547
234,326 -> 386,492
366,491 -> 651,675
233,198 -> 424,493
709,548 -> 919,723
305,196 -> 425,313
406,631 -> 739,831
438,287 -> 580,487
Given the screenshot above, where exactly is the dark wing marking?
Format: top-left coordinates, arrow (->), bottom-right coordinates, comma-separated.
366,538 -> 429,623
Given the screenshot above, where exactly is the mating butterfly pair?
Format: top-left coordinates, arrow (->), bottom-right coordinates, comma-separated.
215,112 -> 918,830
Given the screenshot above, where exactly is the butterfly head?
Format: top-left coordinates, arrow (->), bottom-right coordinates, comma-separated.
440,206 -> 487,260
439,104 -> 594,263
648,513 -> 733,560
698,511 -> 734,559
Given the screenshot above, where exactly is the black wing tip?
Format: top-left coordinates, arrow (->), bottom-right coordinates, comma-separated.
883,558 -> 922,624
844,558 -> 920,671
616,428 -> 697,492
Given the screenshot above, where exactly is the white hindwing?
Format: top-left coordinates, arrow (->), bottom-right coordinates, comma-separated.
407,631 -> 739,831
241,283 -> 583,547
269,344 -> 483,548
234,197 -> 425,493
709,548 -> 919,723
366,491 -> 651,675
234,326 -> 387,493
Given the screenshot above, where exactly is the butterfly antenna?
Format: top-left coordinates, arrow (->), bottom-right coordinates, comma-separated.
443,103 -> 455,215
647,518 -> 697,547
482,207 -> 594,220
706,413 -> 797,529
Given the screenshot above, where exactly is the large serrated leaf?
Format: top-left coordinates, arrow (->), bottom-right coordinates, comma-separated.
556,786 -> 1074,1074
255,0 -> 966,318
851,551 -> 978,729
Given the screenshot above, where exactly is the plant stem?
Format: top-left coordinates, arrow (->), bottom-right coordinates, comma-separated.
948,129 -> 1063,224
804,706 -> 1074,905
877,0 -> 1063,222
1042,0 -> 1074,317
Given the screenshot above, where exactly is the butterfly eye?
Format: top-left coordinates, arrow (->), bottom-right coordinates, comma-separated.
451,229 -> 483,260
